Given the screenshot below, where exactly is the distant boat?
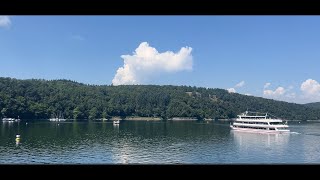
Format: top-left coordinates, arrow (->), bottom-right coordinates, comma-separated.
113,120 -> 120,125
2,118 -> 15,122
49,118 -> 66,122
2,117 -> 20,122
49,112 -> 66,122
49,118 -> 59,121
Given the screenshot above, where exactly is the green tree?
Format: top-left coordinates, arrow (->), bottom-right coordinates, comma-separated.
89,107 -> 98,120
73,107 -> 81,120
1,108 -> 7,118
0,77 -> 319,121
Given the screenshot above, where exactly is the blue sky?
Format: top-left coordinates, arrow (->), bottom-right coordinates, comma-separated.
0,16 -> 320,104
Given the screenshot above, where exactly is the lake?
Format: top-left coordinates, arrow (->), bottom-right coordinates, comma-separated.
1,120 -> 320,164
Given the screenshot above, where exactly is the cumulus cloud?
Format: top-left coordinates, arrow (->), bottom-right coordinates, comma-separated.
264,82 -> 271,89
300,79 -> 320,102
227,80 -> 245,93
261,79 -> 320,103
235,81 -> 245,88
301,79 -> 320,96
263,87 -> 286,96
112,42 -> 193,85
263,85 -> 299,103
0,16 -> 11,28
227,88 -> 236,93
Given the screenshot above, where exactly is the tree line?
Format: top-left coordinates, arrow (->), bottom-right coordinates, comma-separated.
304,102 -> 320,110
0,77 -> 320,120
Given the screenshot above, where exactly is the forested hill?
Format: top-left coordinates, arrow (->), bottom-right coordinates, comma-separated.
0,77 -> 319,121
304,102 -> 320,110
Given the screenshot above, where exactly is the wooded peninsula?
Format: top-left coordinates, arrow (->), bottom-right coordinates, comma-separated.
0,77 -> 319,121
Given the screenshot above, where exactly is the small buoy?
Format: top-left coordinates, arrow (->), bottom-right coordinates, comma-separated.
26,122 -> 28,125
16,134 -> 21,144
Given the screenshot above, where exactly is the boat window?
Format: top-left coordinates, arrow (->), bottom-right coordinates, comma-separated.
269,128 -> 275,130
270,122 -> 285,125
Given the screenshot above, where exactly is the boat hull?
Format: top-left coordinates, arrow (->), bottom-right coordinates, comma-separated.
230,126 -> 290,134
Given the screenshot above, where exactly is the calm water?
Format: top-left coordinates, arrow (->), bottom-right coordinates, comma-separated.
0,120 -> 320,164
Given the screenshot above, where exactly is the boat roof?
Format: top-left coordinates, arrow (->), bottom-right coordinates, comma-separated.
236,111 -> 285,122
235,118 -> 284,122
238,115 -> 267,117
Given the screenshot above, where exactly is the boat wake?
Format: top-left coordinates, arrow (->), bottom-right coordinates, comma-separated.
290,132 -> 300,134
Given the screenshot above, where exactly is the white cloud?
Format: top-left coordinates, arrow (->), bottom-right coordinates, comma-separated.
227,88 -> 236,93
263,86 -> 299,103
263,87 -> 286,96
245,93 -> 251,96
300,79 -> 320,102
227,80 -> 245,93
235,81 -> 245,88
301,79 -> 320,96
112,42 -> 193,85
264,82 -> 271,89
0,16 -> 11,28
260,79 -> 320,104
71,35 -> 85,41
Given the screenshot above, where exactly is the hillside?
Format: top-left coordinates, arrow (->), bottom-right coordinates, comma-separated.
0,77 -> 320,120
304,102 -> 320,109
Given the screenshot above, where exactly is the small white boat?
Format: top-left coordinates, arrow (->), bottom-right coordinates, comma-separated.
113,120 -> 120,125
49,118 -> 59,121
49,112 -> 66,122
49,118 -> 66,122
2,118 -> 17,122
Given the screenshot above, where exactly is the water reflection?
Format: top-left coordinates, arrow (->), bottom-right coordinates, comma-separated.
232,131 -> 290,148
113,123 -> 120,133
231,130 -> 290,163
297,123 -> 320,163
15,137 -> 20,147
111,141 -> 131,164
1,121 -> 320,164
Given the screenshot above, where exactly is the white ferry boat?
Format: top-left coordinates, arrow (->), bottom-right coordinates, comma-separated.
230,111 -> 290,133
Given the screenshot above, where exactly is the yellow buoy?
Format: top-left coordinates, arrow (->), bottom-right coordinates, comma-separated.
15,134 -> 21,142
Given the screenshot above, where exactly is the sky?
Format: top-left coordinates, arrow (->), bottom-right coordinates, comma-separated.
0,16 -> 320,104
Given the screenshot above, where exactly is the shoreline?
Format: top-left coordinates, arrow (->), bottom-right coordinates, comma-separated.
8,117 -> 320,122
99,117 -> 203,121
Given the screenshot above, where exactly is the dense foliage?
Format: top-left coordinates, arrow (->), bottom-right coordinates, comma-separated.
1,77 -> 320,120
304,102 -> 320,110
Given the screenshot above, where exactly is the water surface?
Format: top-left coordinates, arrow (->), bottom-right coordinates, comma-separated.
0,120 -> 319,164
